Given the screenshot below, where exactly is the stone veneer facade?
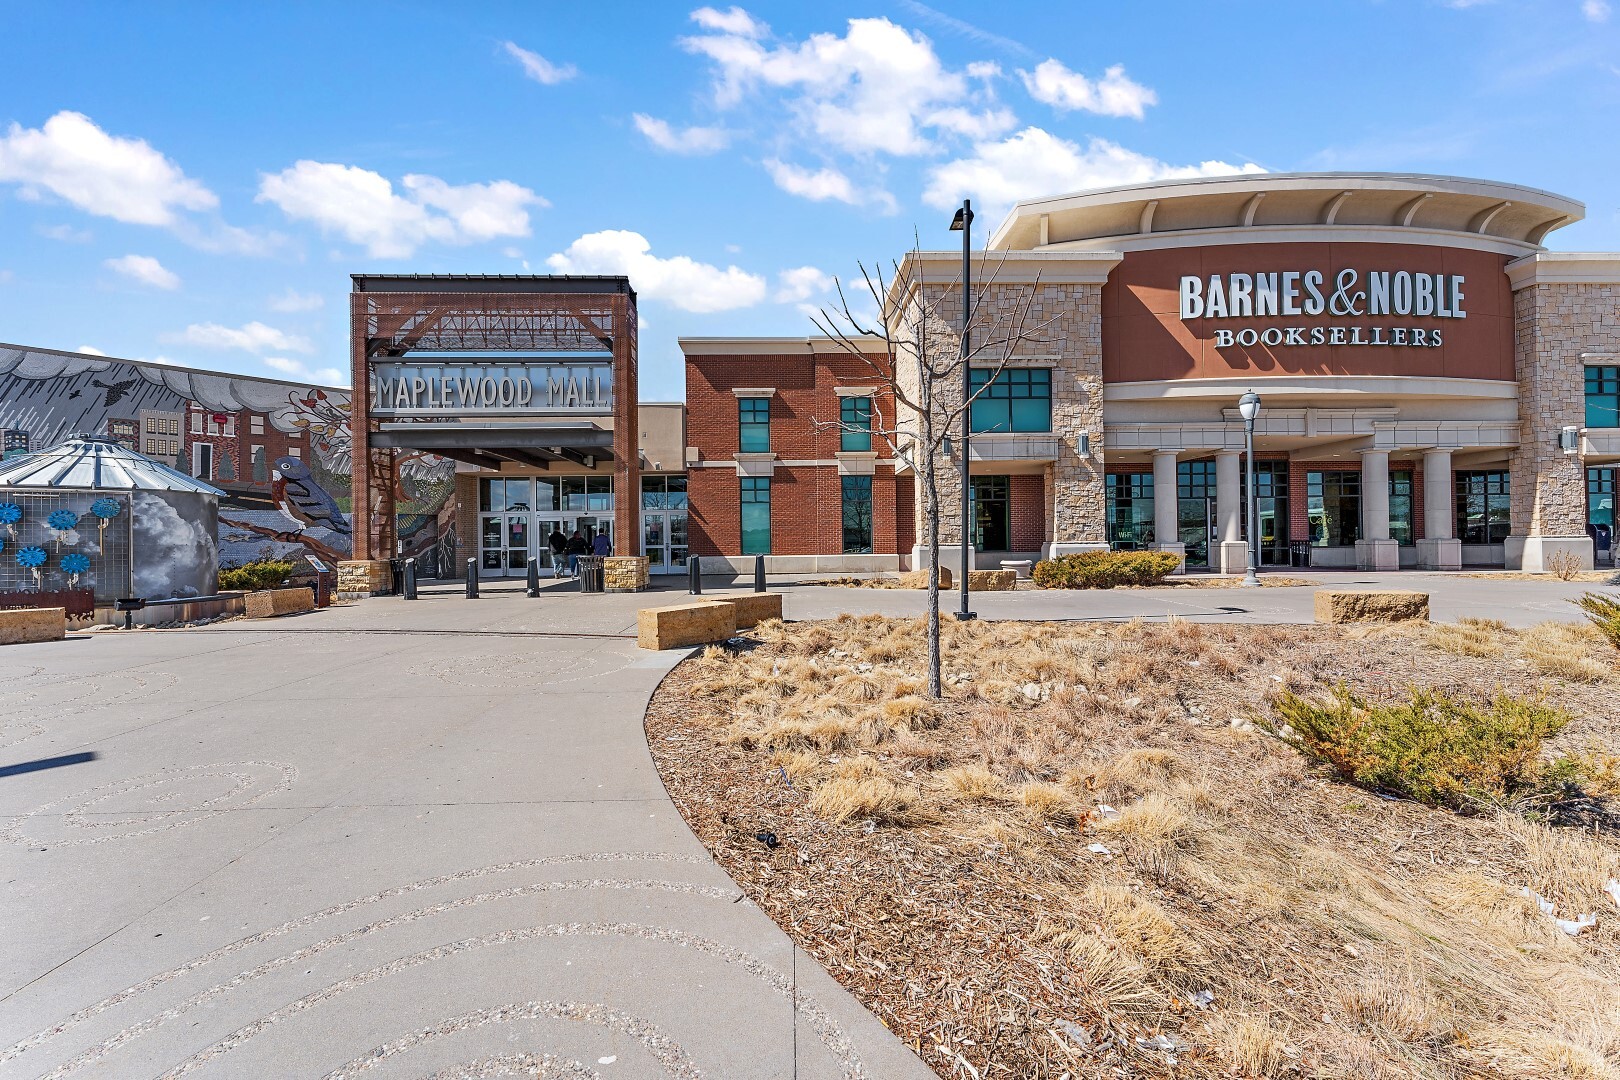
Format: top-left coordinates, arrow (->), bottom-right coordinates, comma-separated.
1507,262 -> 1620,570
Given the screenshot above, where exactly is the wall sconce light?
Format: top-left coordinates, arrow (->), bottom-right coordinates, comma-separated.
1560,426 -> 1580,454
1078,432 -> 1091,458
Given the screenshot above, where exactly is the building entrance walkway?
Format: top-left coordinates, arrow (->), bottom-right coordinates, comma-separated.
0,595 -> 933,1078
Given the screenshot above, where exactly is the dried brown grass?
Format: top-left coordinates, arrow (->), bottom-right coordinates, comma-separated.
653,615 -> 1620,1079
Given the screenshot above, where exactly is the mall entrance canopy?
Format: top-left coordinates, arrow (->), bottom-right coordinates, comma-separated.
349,274 -> 639,563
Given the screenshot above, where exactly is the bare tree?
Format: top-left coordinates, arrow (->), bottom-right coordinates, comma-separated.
811,246 -> 1055,698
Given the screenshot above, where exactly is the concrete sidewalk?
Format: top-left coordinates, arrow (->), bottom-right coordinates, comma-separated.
0,602 -> 934,1079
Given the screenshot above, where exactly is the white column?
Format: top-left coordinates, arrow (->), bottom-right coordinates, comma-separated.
1216,451 -> 1242,543
1150,449 -> 1184,573
1361,450 -> 1390,540
1418,449 -> 1461,570
1423,449 -> 1452,539
1215,450 -> 1246,573
1152,450 -> 1179,547
1356,449 -> 1398,570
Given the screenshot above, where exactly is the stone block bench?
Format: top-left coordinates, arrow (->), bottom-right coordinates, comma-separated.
0,607 -> 66,645
638,601 -> 737,651
1313,589 -> 1429,624
245,588 -> 315,619
705,592 -> 783,629
968,569 -> 1018,591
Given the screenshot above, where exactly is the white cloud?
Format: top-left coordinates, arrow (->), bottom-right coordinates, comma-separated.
267,288 -> 323,312
924,127 -> 1264,217
632,113 -> 731,154
1584,0 -> 1611,21
691,5 -> 768,36
764,158 -> 896,212
164,321 -> 315,355
502,40 -> 578,84
681,14 -> 1011,156
104,254 -> 180,290
38,223 -> 92,243
775,265 -> 834,302
262,356 -> 347,386
257,161 -> 546,258
545,230 -> 766,313
0,111 -> 216,226
77,345 -> 107,355
1019,59 -> 1157,119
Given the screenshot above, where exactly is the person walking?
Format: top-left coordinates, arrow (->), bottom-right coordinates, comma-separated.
548,527 -> 568,577
591,530 -> 612,558
565,529 -> 588,576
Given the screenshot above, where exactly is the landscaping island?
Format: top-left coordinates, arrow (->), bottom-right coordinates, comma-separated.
646,613 -> 1620,1079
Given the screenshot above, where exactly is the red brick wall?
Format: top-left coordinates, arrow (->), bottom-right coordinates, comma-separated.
896,477 -> 915,553
685,347 -> 904,557
1010,475 -> 1045,551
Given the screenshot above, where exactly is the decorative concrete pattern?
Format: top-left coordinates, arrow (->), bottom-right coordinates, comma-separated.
0,596 -> 935,1080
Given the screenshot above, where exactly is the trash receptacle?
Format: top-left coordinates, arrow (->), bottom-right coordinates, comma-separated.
577,555 -> 605,593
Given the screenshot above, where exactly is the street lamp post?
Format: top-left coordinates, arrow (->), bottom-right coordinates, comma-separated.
1238,390 -> 1262,587
949,200 -> 976,621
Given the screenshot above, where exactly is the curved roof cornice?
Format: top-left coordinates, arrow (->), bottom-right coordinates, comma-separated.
988,172 -> 1584,253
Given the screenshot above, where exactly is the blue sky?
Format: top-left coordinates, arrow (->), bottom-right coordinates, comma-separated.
1,1 -> 1617,401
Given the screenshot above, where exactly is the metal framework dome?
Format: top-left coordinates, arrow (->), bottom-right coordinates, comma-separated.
0,434 -> 224,494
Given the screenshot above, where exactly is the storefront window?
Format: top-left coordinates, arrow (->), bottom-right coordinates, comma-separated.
1591,467 -> 1617,530
970,475 -> 1010,549
1586,365 -> 1620,428
1389,470 -> 1414,546
1106,473 -> 1154,549
642,475 -> 689,510
1307,470 -> 1361,547
969,368 -> 1051,433
841,475 -> 873,553
740,477 -> 771,554
535,479 -> 558,512
1455,471 -> 1511,544
840,396 -> 873,452
739,397 -> 771,453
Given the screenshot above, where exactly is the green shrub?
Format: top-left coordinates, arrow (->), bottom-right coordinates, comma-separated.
1574,591 -> 1620,651
218,559 -> 297,592
1267,684 -> 1574,813
1032,550 -> 1183,589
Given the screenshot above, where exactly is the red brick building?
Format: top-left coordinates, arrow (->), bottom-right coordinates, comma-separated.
682,337 -> 913,571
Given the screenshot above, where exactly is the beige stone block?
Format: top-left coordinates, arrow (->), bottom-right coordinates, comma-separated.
967,569 -> 1017,592
336,560 -> 392,596
244,589 -> 315,619
705,592 -> 783,628
604,556 -> 650,593
0,607 -> 66,645
637,602 -> 737,651
1313,590 -> 1429,624
896,568 -> 952,589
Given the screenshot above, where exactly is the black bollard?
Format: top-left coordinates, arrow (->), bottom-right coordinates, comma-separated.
688,556 -> 702,595
754,553 -> 766,593
403,557 -> 418,600
465,557 -> 479,599
526,556 -> 540,597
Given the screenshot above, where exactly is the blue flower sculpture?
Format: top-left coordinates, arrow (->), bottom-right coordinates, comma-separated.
16,545 -> 46,569
90,498 -> 123,520
0,503 -> 20,525
47,509 -> 80,531
61,553 -> 91,575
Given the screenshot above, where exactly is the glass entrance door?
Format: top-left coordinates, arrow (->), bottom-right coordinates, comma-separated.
1178,497 -> 1215,568
479,513 -> 533,577
642,510 -> 690,573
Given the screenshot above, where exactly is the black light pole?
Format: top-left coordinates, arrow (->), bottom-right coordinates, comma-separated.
950,199 -> 976,622
1238,390 -> 1262,587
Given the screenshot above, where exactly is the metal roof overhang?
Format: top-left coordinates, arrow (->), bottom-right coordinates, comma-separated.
371,422 -> 614,471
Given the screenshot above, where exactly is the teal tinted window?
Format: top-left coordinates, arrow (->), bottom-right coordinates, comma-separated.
1389,470 -> 1414,546
1586,366 -> 1619,428
1590,467 -> 1616,531
841,475 -> 873,553
1106,472 -> 1154,549
1456,471 -> 1511,545
739,397 -> 771,453
1307,470 -> 1361,547
741,477 -> 771,554
968,368 -> 1051,433
840,396 -> 873,452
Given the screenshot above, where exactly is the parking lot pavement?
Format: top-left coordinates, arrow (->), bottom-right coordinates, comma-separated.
0,602 -> 934,1080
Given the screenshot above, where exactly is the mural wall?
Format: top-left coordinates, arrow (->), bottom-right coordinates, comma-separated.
0,345 -> 457,575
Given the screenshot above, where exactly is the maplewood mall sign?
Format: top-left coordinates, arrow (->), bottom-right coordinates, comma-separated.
369,360 -> 614,416
1179,267 -> 1467,349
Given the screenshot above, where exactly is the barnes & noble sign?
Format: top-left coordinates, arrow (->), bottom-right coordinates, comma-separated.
1179,267 -> 1467,349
